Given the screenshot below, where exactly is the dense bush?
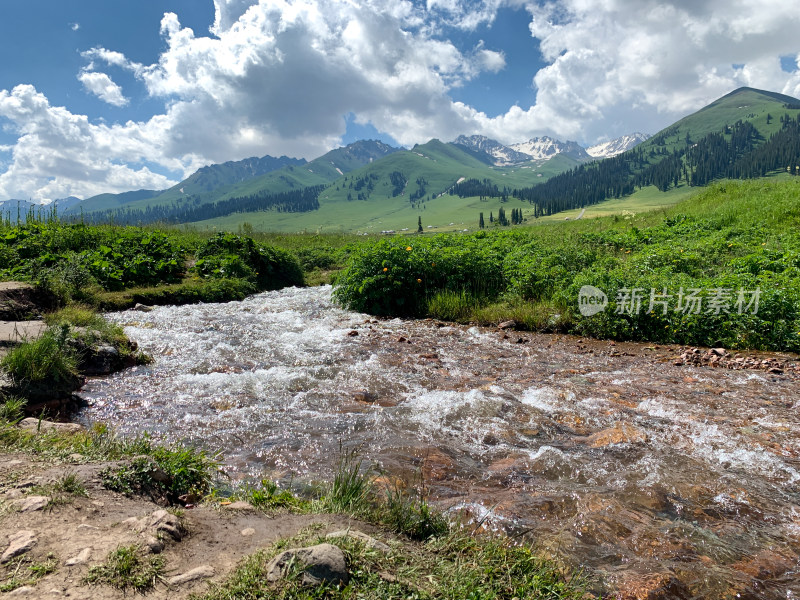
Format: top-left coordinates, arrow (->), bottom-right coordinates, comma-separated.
333,237 -> 505,316
193,232 -> 304,290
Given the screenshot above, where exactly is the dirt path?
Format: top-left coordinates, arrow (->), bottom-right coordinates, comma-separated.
0,452 -> 374,599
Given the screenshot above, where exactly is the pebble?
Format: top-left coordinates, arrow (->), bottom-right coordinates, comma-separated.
64,547 -> 92,566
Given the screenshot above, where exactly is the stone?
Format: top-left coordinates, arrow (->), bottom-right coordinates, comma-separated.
64,547 -> 92,566
13,495 -> 50,512
241,528 -> 256,537
265,543 -> 349,587
352,390 -> 377,403
82,344 -> 120,375
132,303 -> 154,312
615,572 -> 690,600
1,530 -> 37,563
149,509 -> 183,541
144,536 -> 165,554
326,530 -> 391,554
167,565 -> 215,586
17,418 -> 83,434
223,501 -> 255,512
498,320 -> 516,330
347,330 -> 359,336
586,423 -> 647,448
7,586 -> 34,596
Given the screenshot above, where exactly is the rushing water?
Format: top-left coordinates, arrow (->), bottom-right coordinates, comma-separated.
77,286 -> 800,598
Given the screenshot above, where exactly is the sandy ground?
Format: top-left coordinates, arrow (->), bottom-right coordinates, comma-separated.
0,452 -> 373,599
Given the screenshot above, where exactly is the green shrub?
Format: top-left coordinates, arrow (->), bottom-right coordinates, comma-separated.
194,232 -> 304,290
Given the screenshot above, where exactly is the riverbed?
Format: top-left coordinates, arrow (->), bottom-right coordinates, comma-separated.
76,285 -> 800,598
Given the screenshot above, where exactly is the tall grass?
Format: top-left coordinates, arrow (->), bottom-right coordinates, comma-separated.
0,326 -> 78,386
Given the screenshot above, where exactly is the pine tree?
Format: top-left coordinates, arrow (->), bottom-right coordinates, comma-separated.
417,216 -> 423,233
479,212 -> 485,229
489,211 -> 494,223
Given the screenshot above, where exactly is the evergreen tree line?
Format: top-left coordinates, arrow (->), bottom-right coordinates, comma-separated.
512,154 -> 635,217
77,185 -> 326,226
451,178 -> 511,201
512,116 -> 800,216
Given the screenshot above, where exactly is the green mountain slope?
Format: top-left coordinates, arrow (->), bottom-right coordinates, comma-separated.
69,141 -> 398,217
638,87 -> 798,154
187,141 -> 579,233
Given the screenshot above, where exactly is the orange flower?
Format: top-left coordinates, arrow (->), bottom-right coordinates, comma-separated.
383,267 -> 388,272
417,278 -> 422,283
406,246 -> 412,251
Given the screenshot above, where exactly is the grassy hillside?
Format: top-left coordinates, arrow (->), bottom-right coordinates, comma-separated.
334,178 -> 800,352
191,142 -> 580,232
637,87 -> 799,155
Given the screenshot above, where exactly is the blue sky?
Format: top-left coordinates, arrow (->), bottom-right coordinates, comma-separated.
1,0 -> 799,200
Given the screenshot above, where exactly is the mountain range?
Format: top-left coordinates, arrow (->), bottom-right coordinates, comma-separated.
4,87 -> 799,232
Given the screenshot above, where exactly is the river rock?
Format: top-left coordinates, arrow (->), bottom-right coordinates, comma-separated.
586,423 -> 647,447
18,418 -> 83,434
615,571 -> 691,600
326,530 -> 391,553
132,303 -> 154,312
168,565 -> 215,586
1,530 -> 37,563
498,320 -> 516,330
265,543 -> 349,587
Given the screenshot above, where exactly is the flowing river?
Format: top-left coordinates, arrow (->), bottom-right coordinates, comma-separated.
76,286 -> 800,599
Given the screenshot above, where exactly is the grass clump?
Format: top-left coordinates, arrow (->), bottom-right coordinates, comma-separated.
232,479 -> 311,511
100,443 -> 218,504
83,545 -> 165,592
31,472 -> 88,507
0,554 -> 58,592
0,326 -> 78,387
193,527 -> 587,600
321,447 -> 373,515
335,180 -> 800,351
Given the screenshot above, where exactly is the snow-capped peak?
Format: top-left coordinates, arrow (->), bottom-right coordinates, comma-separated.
453,135 -> 532,166
509,136 -> 590,161
586,133 -> 650,159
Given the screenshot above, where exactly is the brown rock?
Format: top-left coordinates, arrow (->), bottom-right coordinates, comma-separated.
586,423 -> 647,448
731,548 -> 796,580
12,495 -> 50,512
498,320 -> 516,330
1,530 -> 37,563
223,501 -> 256,512
615,572 -> 691,600
347,330 -> 359,336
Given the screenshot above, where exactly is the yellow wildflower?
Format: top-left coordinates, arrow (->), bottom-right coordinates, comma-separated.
406,246 -> 412,251
383,267 -> 388,272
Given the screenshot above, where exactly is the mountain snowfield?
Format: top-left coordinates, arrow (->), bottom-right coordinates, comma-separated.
586,133 -> 651,158
454,132 -> 649,166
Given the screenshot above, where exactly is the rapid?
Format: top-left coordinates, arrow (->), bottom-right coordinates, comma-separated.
76,286 -> 800,598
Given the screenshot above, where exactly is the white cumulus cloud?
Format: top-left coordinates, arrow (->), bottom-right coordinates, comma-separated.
78,71 -> 129,107
2,0 -> 800,201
